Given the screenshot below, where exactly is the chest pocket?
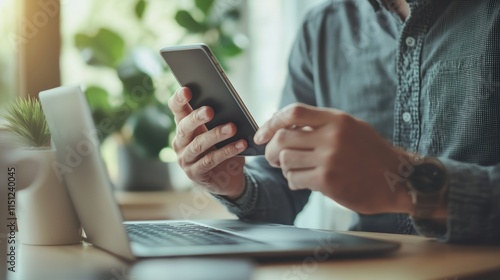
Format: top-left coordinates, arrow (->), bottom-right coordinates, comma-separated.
419,55 -> 500,165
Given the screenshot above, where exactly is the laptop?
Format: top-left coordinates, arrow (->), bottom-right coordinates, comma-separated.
39,85 -> 400,261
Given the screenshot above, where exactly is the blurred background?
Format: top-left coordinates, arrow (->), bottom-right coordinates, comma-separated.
0,0 -> 326,190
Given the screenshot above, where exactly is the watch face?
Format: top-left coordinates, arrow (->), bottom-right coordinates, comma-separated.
410,162 -> 447,194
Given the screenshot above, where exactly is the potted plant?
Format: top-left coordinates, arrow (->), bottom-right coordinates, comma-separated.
73,0 -> 247,191
2,98 -> 81,245
3,97 -> 51,148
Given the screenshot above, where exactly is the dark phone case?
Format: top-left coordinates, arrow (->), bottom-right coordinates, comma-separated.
160,44 -> 265,156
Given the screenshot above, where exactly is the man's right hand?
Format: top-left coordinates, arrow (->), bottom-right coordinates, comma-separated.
167,87 -> 248,199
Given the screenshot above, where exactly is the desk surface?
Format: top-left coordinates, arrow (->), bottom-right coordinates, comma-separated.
7,190 -> 500,280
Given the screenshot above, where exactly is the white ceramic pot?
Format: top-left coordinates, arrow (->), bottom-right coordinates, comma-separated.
14,148 -> 82,245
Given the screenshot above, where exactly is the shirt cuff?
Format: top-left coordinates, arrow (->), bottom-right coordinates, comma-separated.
211,170 -> 259,217
411,158 -> 495,243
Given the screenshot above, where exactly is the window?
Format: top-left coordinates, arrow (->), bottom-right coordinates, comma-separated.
0,0 -> 61,127
0,0 -> 20,117
246,0 -> 326,123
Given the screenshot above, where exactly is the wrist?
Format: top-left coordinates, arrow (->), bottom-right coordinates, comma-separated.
223,173 -> 248,201
387,149 -> 417,214
211,170 -> 259,216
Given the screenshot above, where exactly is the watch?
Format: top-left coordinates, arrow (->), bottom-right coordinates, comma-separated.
406,158 -> 448,219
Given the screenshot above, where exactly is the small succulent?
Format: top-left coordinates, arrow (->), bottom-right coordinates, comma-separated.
3,97 -> 51,147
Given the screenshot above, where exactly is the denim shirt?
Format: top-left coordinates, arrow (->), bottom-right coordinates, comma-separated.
215,0 -> 500,244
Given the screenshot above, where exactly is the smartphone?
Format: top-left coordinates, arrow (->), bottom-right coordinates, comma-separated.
160,44 -> 265,156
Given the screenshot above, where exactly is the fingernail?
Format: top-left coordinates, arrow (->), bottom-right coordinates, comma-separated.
254,132 -> 264,143
222,124 -> 232,135
198,108 -> 208,120
177,89 -> 186,102
235,141 -> 245,150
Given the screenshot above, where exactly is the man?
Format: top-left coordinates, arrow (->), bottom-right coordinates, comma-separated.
168,0 -> 500,244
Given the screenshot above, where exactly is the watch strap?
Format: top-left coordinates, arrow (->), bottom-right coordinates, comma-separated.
408,188 -> 444,218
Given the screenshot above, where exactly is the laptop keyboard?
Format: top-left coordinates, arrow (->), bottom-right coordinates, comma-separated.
125,222 -> 260,247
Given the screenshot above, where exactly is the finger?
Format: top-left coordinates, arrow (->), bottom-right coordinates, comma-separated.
183,123 -> 238,163
279,149 -> 318,171
175,106 -> 214,148
190,139 -> 248,174
272,128 -> 319,149
264,128 -> 317,167
254,103 -> 333,144
286,168 -> 321,191
168,87 -> 193,124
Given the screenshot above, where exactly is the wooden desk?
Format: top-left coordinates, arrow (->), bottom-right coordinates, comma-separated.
7,191 -> 500,280
114,189 -> 237,220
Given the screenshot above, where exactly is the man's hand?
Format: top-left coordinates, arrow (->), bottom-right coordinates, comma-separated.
167,87 -> 248,199
254,103 -> 414,214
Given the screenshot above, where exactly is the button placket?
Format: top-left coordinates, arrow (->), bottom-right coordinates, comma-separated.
393,1 -> 432,151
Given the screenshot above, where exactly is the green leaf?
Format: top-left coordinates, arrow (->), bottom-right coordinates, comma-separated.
84,86 -> 120,138
74,28 -> 125,67
175,10 -> 207,33
122,106 -> 172,158
223,8 -> 240,20
195,0 -> 215,15
117,57 -> 155,107
135,0 -> 146,19
74,33 -> 92,49
85,86 -> 111,112
217,34 -> 244,57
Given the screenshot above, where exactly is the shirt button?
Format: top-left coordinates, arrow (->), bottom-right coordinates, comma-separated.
405,36 -> 416,47
402,112 -> 412,123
